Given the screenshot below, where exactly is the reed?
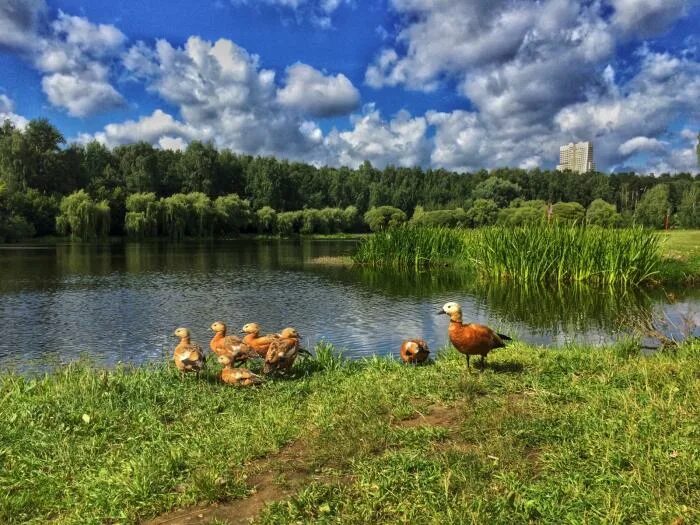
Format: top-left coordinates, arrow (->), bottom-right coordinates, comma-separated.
353,225 -> 662,284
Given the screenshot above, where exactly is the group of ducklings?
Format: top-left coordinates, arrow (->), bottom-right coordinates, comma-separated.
172,302 -> 512,386
172,321 -> 308,386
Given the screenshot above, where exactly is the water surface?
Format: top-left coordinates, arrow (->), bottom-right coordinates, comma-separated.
0,239 -> 697,371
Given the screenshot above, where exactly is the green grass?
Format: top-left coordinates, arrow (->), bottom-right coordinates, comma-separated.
658,230 -> 700,282
354,226 -> 664,285
1,341 -> 698,524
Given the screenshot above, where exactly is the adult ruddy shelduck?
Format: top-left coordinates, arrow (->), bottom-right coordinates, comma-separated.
210,321 -> 257,366
173,327 -> 206,376
241,323 -> 279,358
437,302 -> 511,369
217,354 -> 263,386
400,338 -> 430,364
263,327 -> 304,375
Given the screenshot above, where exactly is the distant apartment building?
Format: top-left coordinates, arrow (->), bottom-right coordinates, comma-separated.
556,141 -> 595,173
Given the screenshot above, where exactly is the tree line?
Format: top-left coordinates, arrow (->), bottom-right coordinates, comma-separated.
1,118 -> 698,241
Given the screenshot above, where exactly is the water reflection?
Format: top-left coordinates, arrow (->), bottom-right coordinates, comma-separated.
0,239 -> 696,372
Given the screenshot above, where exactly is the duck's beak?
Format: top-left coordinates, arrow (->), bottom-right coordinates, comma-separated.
240,329 -> 246,334
436,309 -> 446,315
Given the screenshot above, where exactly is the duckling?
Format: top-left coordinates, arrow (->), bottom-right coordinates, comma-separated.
210,321 -> 257,366
400,338 -> 430,364
218,354 -> 263,386
173,327 -> 206,377
263,327 -> 303,375
437,302 -> 511,369
241,323 -> 280,358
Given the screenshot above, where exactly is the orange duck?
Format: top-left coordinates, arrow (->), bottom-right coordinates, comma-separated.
400,338 -> 430,364
263,327 -> 305,375
437,302 -> 511,369
210,321 -> 257,366
173,327 -> 206,376
218,354 -> 263,386
241,323 -> 280,358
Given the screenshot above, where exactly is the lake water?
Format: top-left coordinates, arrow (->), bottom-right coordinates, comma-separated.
1,239 -> 698,372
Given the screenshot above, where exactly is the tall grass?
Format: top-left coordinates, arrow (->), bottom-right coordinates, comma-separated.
353,225 -> 662,285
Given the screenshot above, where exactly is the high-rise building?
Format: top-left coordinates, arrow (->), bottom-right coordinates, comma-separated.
556,141 -> 595,173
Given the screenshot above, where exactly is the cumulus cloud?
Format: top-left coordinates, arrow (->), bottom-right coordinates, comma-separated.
618,136 -> 667,156
609,0 -> 689,37
0,0 -> 46,50
0,94 -> 28,128
230,0 -> 351,27
277,63 -> 360,117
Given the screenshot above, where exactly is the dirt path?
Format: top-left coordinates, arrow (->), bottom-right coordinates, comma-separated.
144,402 -> 462,525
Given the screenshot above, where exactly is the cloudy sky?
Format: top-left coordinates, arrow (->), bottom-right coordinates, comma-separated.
1,0 -> 699,173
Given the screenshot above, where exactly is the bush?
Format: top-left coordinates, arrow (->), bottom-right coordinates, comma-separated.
364,206 -> 407,232
551,202 -> 586,224
497,200 -> 547,226
465,199 -> 498,227
410,208 -> 468,228
256,206 -> 277,234
586,199 -> 622,228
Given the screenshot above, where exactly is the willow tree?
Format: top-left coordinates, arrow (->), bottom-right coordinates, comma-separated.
186,192 -> 214,237
55,190 -> 110,240
124,192 -> 160,238
160,193 -> 190,240
256,206 -> 277,234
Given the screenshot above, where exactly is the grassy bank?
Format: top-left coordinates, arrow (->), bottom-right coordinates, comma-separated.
1,341 -> 698,524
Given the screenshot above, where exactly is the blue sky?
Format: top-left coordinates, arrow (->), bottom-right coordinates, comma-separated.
1,0 -> 699,173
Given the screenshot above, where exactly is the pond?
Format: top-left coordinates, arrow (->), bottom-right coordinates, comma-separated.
0,239 -> 698,372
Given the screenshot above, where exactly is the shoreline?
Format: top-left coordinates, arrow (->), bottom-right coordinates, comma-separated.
2,341 -> 698,524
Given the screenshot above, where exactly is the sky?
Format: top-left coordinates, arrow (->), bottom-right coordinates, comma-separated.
1,0 -> 699,174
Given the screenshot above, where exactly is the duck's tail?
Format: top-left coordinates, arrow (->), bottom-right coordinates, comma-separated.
497,333 -> 512,342
298,347 -> 313,357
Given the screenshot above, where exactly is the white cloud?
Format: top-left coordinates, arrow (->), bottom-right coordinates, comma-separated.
0,0 -> 46,50
618,136 -> 667,156
609,0 -> 689,37
277,63 -> 360,117
230,0 -> 351,26
0,94 -> 28,128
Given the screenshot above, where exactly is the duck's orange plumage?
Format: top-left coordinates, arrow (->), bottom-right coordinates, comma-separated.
241,323 -> 279,358
210,321 -> 257,366
173,327 -> 206,375
263,327 -> 302,375
400,339 -> 430,364
218,354 -> 263,386
438,302 -> 511,368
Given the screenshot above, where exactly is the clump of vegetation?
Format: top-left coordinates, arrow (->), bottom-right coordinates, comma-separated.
1,341 -> 698,524
55,190 -> 110,240
355,225 -> 662,284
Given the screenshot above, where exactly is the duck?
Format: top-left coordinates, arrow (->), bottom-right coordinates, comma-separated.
263,327 -> 304,375
210,321 -> 257,366
241,323 -> 280,358
437,302 -> 511,369
173,327 -> 206,376
218,354 -> 263,386
400,338 -> 430,364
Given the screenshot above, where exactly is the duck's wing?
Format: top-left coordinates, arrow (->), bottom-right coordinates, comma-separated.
472,324 -> 508,347
181,343 -> 205,367
238,368 -> 264,384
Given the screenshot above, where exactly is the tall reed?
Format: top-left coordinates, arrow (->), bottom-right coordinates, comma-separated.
353,225 -> 662,285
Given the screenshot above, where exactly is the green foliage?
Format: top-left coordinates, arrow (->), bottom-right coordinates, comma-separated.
55,190 -> 110,240
409,207 -> 468,227
586,198 -> 622,228
635,184 -> 671,228
256,206 -> 277,234
7,188 -> 59,235
363,206 -> 407,232
213,193 -> 252,235
472,177 -> 522,207
497,200 -> 547,226
124,192 -> 160,238
356,225 -> 662,284
551,201 -> 586,224
676,183 -> 700,228
0,184 -> 35,242
465,198 -> 498,227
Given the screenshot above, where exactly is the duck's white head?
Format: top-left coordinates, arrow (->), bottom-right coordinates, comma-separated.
241,323 -> 260,335
437,302 -> 462,316
174,327 -> 190,338
211,321 -> 226,333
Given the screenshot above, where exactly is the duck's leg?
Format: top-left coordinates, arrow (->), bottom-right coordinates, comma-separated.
466,354 -> 471,369
480,354 -> 486,371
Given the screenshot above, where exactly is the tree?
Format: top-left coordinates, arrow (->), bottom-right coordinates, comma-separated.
466,199 -> 498,227
363,206 -> 407,232
635,184 -> 671,228
179,141 -> 218,194
125,192 -> 160,238
256,206 -> 277,234
586,199 -> 622,228
551,202 -> 586,224
676,183 -> 700,228
214,194 -> 252,234
0,183 -> 35,242
472,177 -> 522,208
56,190 -> 110,240
497,200 -> 547,226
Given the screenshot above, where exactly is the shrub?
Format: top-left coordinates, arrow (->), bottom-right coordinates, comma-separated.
363,206 -> 407,232
256,206 -> 277,234
586,199 -> 622,228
